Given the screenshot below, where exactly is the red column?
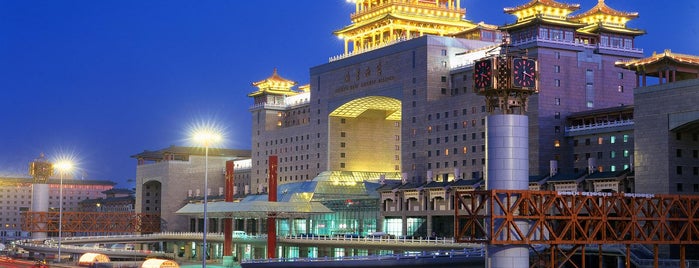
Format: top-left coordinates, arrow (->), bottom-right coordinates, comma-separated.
267,156 -> 278,259
223,160 -> 235,257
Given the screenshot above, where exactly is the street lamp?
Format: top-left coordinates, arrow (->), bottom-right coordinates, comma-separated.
53,160 -> 73,263
192,127 -> 222,267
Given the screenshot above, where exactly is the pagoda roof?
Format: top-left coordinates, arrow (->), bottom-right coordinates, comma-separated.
569,0 -> 638,21
252,68 -> 295,87
500,15 -> 586,31
334,12 -> 477,37
576,22 -> 645,36
248,68 -> 298,97
616,50 -> 699,69
584,169 -> 630,181
504,0 -> 580,15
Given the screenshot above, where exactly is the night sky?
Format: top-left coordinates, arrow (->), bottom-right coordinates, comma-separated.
1,0 -> 697,189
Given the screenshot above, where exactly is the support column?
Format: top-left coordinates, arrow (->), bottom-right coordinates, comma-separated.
426,215 -> 433,237
223,160 -> 235,266
485,114 -> 529,268
401,215 -> 408,237
267,156 -> 278,259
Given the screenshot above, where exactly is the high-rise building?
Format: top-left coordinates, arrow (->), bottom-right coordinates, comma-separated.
246,0 -> 644,194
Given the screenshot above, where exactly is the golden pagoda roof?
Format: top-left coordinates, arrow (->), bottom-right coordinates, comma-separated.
576,22 -> 645,36
615,50 -> 699,69
504,0 -> 580,19
500,15 -> 586,31
297,84 -> 310,93
569,0 -> 638,21
248,68 -> 298,97
334,0 -> 476,38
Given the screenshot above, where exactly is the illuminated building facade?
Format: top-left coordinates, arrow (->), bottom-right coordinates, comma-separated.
0,176 -> 115,242
242,0 -> 646,237
248,0 -> 642,190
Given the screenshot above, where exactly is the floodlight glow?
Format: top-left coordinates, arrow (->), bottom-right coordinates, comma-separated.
54,161 -> 74,173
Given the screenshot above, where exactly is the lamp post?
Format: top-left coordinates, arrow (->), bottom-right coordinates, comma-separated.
193,128 -> 222,267
53,161 -> 73,263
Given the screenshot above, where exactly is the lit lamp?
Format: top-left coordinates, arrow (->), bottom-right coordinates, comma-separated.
192,127 -> 222,267
53,160 -> 73,263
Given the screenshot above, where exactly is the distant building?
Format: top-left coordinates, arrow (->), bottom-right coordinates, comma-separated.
0,176 -> 115,242
131,146 -> 250,232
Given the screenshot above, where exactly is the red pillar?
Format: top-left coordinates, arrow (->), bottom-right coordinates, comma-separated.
223,160 -> 235,257
267,156 -> 278,259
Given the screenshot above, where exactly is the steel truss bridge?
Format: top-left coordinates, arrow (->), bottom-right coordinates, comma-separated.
455,190 -> 699,268
21,211 -> 160,234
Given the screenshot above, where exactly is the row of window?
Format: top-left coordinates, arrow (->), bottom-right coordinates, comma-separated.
426,158 -> 485,169
573,135 -> 631,146
676,166 -> 699,176
425,107 -> 486,120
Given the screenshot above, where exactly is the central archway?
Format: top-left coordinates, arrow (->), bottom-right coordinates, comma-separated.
328,96 -> 401,173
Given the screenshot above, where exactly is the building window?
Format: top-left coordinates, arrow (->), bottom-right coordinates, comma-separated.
341,132 -> 346,137
610,136 -> 616,143
611,165 -> 616,172
677,133 -> 682,140
554,79 -> 561,87
441,49 -> 447,56
554,140 -> 560,147
623,134 -> 629,143
554,126 -> 560,133
677,166 -> 683,175
554,65 -> 560,73
340,142 -> 346,148
694,167 -> 699,176
441,76 -> 447,82
598,137 -> 604,145
340,153 -> 345,158
618,72 -> 624,79
555,51 -> 561,59
694,150 -> 698,158
624,150 -> 629,157
610,151 -> 616,158
677,183 -> 683,192
555,112 -> 560,119
677,149 -> 683,157
463,147 -> 468,154
585,139 -> 590,145
445,149 -> 449,156
555,98 -> 561,105
618,85 -> 624,92
597,152 -> 603,159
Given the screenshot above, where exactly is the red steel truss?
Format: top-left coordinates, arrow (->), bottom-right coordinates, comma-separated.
22,211 -> 160,234
455,190 -> 699,268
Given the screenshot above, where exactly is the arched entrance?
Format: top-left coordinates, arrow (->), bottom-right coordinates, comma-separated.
328,96 -> 401,172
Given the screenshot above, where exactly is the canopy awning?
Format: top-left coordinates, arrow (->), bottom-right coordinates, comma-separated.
175,201 -> 332,218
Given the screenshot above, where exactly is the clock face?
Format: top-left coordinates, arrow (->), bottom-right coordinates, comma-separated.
512,58 -> 536,88
473,59 -> 492,89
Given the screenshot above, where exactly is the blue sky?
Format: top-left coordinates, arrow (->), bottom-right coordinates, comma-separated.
1,0 -> 697,188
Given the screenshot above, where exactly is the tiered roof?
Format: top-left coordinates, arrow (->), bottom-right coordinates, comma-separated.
248,68 -> 299,97
501,0 -> 643,36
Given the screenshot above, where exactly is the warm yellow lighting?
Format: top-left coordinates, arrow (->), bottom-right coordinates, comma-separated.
192,129 -> 222,147
54,160 -> 74,173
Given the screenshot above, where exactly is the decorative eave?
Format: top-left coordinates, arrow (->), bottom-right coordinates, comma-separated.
504,0 -> 580,22
615,50 -> 699,70
248,68 -> 298,97
576,22 -> 645,36
569,0 -> 638,27
335,13 -> 477,38
499,15 -> 586,31
297,84 -> 310,93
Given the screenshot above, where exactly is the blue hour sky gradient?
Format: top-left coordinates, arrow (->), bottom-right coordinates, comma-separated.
0,0 -> 697,188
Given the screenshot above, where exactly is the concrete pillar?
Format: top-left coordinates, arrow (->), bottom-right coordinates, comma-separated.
485,114 -> 529,268
426,215 -> 433,237
184,243 -> 193,260
31,183 -> 49,240
401,215 -> 408,236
